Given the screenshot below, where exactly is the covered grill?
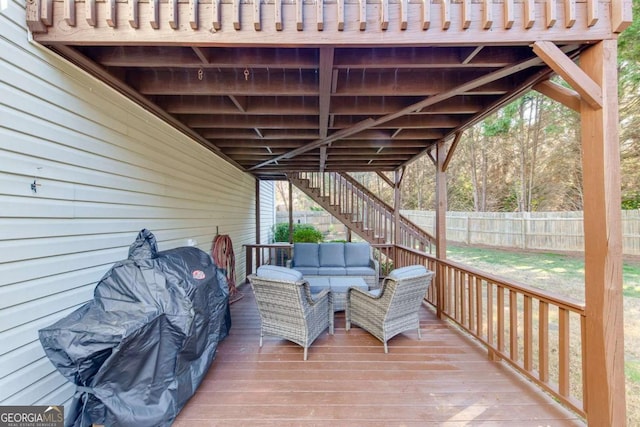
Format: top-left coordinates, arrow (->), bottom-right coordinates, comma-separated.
39,229 -> 231,426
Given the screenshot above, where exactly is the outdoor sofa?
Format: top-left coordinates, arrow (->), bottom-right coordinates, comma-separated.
286,242 -> 379,288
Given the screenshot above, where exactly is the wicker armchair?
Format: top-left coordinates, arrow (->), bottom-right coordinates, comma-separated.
346,265 -> 435,353
248,265 -> 334,360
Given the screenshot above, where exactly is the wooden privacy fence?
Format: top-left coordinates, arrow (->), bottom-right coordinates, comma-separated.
279,210 -> 640,255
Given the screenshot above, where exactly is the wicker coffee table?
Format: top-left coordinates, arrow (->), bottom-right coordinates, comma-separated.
306,276 -> 369,311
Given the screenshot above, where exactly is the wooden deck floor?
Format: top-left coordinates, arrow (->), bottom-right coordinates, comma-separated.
173,284 -> 585,426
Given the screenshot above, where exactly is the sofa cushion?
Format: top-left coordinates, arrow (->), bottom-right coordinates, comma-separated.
344,242 -> 371,267
388,265 -> 428,280
317,267 -> 347,276
346,267 -> 376,277
292,267 -> 319,276
257,265 -> 303,282
293,243 -> 320,267
319,243 -> 346,267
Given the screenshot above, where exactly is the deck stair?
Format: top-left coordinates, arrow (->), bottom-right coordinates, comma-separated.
287,172 -> 434,251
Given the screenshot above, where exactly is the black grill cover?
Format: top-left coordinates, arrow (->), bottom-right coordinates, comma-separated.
39,229 -> 231,427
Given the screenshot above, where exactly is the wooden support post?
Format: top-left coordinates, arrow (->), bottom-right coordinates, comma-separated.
245,245 -> 253,279
393,169 -> 401,247
580,40 -> 626,426
288,180 -> 294,244
255,180 -> 261,267
435,140 -> 447,319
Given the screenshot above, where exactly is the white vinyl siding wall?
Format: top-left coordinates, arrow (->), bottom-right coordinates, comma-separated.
259,181 -> 276,244
1,0 -> 272,408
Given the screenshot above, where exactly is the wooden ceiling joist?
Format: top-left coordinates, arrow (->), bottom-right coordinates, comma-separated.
25,0 -> 631,178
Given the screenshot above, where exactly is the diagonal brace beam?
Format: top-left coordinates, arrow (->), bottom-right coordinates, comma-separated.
532,41 -> 602,109
250,54 -> 546,171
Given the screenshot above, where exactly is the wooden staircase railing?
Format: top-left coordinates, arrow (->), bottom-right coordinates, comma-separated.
288,172 -> 434,251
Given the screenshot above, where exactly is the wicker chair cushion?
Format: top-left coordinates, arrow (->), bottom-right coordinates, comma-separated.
319,243 -> 346,267
367,289 -> 383,297
293,243 -> 320,267
345,243 -> 372,267
257,265 -> 303,281
388,265 -> 428,280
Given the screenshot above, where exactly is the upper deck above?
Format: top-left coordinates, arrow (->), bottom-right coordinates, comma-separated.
24,0 -> 633,179
27,0 -> 632,44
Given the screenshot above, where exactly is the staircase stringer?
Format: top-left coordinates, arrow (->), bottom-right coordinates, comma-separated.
287,173 -> 385,245
287,172 -> 434,252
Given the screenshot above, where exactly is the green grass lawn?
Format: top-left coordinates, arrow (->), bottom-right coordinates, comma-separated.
447,244 -> 640,299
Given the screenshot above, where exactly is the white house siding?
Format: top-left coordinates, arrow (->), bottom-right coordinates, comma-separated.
259,181 -> 276,244
0,0 -> 271,409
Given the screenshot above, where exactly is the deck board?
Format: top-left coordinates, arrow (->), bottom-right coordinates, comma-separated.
173,285 -> 585,426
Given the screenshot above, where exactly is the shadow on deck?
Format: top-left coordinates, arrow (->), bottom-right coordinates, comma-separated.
174,284 -> 584,426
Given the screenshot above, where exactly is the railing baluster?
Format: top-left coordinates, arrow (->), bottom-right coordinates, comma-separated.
487,282 -> 494,348
468,273 -> 475,331
559,307 -> 570,397
475,276 -> 483,337
510,290 -> 518,361
539,300 -> 549,382
497,285 -> 505,353
524,295 -> 533,370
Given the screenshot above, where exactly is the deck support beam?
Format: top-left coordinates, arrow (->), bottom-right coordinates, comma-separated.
255,179 -> 261,266
394,169 -> 402,247
580,39 -> 626,425
435,140 -> 447,319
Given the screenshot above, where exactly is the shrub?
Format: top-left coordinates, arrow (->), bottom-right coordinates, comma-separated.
272,223 -> 323,243
293,224 -> 323,243
273,223 -> 291,242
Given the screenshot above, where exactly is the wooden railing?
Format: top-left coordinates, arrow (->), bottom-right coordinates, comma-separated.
243,243 -> 293,278
374,244 -> 587,417
291,171 -> 434,251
